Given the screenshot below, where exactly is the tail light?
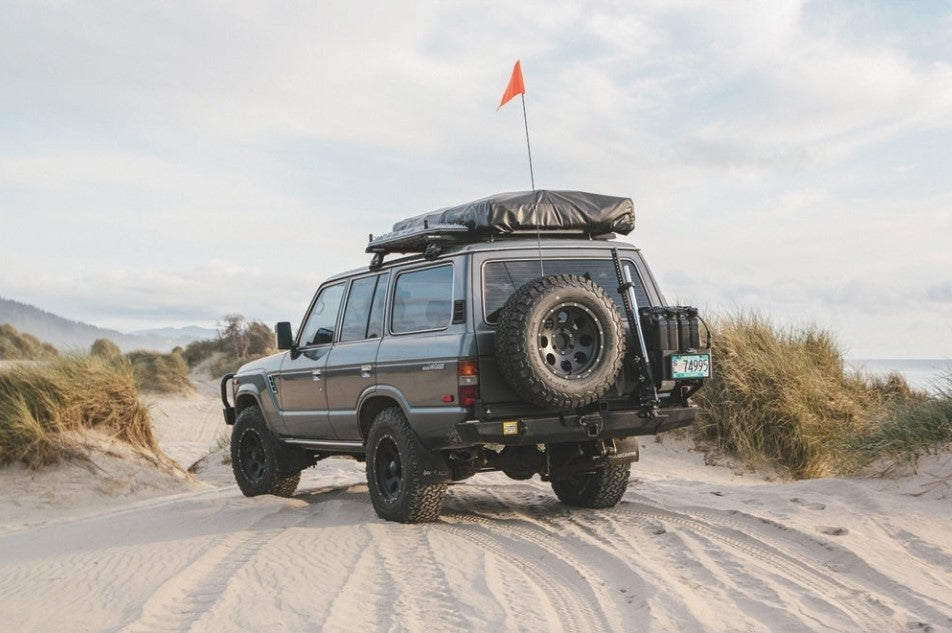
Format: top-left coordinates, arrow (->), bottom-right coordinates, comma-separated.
457,358 -> 479,407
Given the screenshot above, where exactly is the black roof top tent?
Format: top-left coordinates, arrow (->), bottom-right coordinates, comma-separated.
366,190 -> 636,260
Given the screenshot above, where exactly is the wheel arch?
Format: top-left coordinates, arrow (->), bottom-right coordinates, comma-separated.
358,393 -> 405,441
236,392 -> 261,416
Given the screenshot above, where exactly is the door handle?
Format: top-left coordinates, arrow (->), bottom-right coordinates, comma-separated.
311,369 -> 322,382
360,365 -> 373,378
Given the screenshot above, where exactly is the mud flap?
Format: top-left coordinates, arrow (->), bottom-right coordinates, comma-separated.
607,437 -> 640,465
413,433 -> 453,484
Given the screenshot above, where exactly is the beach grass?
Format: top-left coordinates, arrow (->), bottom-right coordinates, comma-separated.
0,355 -> 157,468
849,373 -> 952,473
693,312 -> 951,478
0,323 -> 59,360
126,349 -> 193,394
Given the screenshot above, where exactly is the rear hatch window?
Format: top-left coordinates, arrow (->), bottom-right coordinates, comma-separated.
482,258 -> 651,324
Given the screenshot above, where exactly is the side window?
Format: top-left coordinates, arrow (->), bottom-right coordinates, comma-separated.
339,276 -> 378,342
367,272 -> 390,339
299,282 -> 345,346
391,265 -> 453,334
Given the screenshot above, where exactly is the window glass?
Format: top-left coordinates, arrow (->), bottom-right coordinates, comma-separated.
340,276 -> 378,342
299,282 -> 345,346
367,272 -> 390,339
392,266 -> 453,334
482,259 -> 650,323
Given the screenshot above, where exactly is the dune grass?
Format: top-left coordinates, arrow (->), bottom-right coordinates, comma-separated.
0,323 -> 58,360
0,355 -> 157,468
90,337 -> 123,361
850,374 -> 952,473
693,312 -> 951,478
126,350 -> 193,394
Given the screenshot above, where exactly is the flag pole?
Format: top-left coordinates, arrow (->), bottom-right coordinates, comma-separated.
520,93 -> 535,190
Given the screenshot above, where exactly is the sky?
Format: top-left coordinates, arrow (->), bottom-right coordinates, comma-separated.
1,0 -> 950,358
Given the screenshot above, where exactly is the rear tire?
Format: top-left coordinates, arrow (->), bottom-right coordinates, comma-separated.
231,405 -> 300,498
551,463 -> 631,509
366,407 -> 446,523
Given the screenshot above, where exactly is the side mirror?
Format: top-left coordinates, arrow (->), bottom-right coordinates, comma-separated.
275,322 -> 294,350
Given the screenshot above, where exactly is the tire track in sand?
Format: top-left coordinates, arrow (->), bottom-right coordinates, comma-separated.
610,500 -> 896,631
647,502 -> 952,628
119,504 -> 309,633
441,503 -> 616,633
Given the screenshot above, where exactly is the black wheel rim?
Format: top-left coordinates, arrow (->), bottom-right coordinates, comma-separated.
374,437 -> 402,501
537,302 -> 604,378
239,430 -> 267,483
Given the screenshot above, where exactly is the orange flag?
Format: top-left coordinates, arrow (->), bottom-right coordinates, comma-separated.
497,60 -> 526,110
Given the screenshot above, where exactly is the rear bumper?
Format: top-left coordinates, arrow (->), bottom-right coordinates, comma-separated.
450,405 -> 698,448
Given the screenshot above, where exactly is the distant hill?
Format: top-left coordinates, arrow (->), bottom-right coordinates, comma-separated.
128,325 -> 218,340
0,297 -> 217,353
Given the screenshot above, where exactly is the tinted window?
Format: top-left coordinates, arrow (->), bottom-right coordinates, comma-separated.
392,265 -> 453,334
299,282 -> 345,346
482,259 -> 650,323
340,276 -> 378,342
367,272 -> 390,339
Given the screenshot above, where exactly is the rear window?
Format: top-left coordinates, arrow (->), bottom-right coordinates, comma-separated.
482,259 -> 650,323
391,265 -> 454,334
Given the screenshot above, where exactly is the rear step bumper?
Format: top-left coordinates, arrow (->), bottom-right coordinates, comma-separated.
451,405 -> 697,447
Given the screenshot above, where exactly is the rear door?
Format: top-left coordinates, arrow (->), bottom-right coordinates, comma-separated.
377,262 -> 465,410
324,272 -> 390,440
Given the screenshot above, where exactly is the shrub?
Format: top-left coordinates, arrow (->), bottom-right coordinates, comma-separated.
182,338 -> 226,368
850,373 -> 952,472
693,312 -> 878,478
126,350 -> 193,393
0,323 -> 59,360
182,315 -> 275,375
208,354 -> 262,380
692,312 -> 952,478
90,338 -> 123,361
0,355 -> 156,468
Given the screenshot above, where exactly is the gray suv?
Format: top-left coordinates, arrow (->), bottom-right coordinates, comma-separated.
221,191 -> 710,523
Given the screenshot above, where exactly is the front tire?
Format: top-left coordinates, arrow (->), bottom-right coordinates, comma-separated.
231,405 -> 300,498
551,463 -> 631,509
365,407 -> 446,523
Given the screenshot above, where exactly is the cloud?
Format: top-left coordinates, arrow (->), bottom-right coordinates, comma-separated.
925,282 -> 952,303
1,1 -> 951,359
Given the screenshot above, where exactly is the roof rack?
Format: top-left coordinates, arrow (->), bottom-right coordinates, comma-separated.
365,190 -> 634,269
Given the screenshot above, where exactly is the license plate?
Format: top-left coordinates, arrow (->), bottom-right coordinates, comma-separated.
671,354 -> 710,379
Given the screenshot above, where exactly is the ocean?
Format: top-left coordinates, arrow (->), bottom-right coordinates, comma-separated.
845,358 -> 952,394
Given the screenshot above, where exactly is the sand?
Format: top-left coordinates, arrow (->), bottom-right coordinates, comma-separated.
0,374 -> 950,632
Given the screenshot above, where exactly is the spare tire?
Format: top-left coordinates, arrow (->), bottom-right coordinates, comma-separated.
495,274 -> 625,409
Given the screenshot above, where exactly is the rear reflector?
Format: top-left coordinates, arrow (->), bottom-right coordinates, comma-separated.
458,385 -> 478,407
458,358 -> 479,406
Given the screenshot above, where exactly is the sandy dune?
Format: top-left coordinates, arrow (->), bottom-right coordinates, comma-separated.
0,376 -> 950,632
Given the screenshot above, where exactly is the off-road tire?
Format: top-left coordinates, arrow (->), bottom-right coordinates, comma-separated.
366,407 -> 447,523
551,463 -> 631,508
495,274 -> 625,409
231,405 -> 301,498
